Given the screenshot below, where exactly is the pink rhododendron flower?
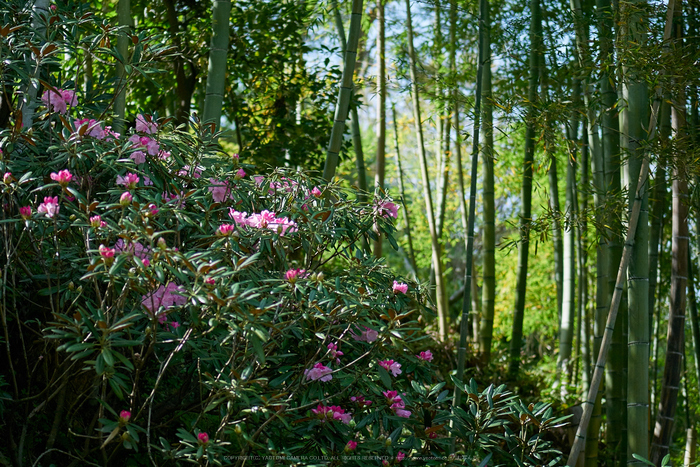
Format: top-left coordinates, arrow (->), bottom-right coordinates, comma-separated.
50,169 -> 72,187
428,432 -> 438,439
90,215 -> 106,228
229,209 -> 249,226
145,203 -> 158,216
304,362 -> 332,382
37,196 -> 60,218
157,312 -> 168,324
98,244 -> 115,259
178,165 -> 202,178
352,326 -> 378,343
20,206 -> 31,219
392,281 -> 408,294
136,114 -> 158,134
197,432 -> 209,444
116,173 -> 140,189
130,150 -> 146,164
170,321 -> 180,329
269,177 -> 299,194
41,88 -> 77,114
311,186 -> 322,198
232,153 -> 240,162
376,199 -> 399,218
205,277 -> 216,285
235,168 -> 246,179
345,440 -> 357,452
75,118 -> 106,139
417,350 -> 433,362
396,451 -> 406,462
350,395 -> 373,406
253,175 -> 265,186
327,342 -> 343,363
248,210 -> 277,229
142,283 -> 187,313
208,178 -> 231,202
119,410 -> 131,422
114,240 -> 151,267
128,134 -> 160,157
379,359 -> 402,377
158,150 -> 170,160
383,390 -> 411,418
285,268 -> 306,282
311,404 -> 352,424
217,224 -> 235,236
120,192 -> 132,206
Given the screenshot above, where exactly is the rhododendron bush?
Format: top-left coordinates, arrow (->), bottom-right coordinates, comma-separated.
0,3 -> 566,467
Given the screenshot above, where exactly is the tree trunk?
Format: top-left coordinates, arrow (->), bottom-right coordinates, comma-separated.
404,0 -> 448,340
202,0 -> 232,131
578,121 -> 590,395
508,0 -> 540,377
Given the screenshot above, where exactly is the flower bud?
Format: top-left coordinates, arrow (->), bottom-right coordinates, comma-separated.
120,191 -> 132,207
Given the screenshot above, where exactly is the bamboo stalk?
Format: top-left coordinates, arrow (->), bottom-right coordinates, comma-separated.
566,0 -> 677,457
404,0 -> 448,339
323,0 -> 365,181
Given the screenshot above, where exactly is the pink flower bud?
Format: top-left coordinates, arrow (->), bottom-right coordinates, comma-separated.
217,224 -> 235,236
99,244 -> 115,259
20,206 -> 31,219
119,410 -> 131,422
311,186 -> 322,198
235,168 -> 246,179
197,432 -> 209,444
344,440 -> 357,452
50,169 -> 73,187
90,215 -> 105,228
119,192 -> 132,206
3,172 -> 12,184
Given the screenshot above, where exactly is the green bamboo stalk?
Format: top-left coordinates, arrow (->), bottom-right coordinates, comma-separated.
323,0 -> 365,181
508,0 -> 540,377
567,3 -> 676,463
452,0 -> 486,438
687,245 -> 700,396
477,0 -> 495,364
578,122 -> 590,395
392,105 -> 418,277
558,78 -> 580,393
404,0 -> 448,339
373,0 -> 386,257
651,6 -> 687,461
201,0 -> 232,131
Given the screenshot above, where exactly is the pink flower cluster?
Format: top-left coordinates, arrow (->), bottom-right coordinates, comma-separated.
228,209 -> 297,235
98,244 -> 115,259
116,173 -> 140,189
383,390 -> 411,418
375,199 -> 399,219
417,350 -> 433,362
379,359 -> 402,377
115,239 -> 151,265
392,281 -> 408,294
254,176 -> 299,196
197,432 -> 209,444
142,283 -> 187,313
285,268 -> 306,282
20,206 -> 31,219
136,114 -> 158,134
327,342 -> 343,363
352,326 -> 378,343
217,224 -> 235,236
128,135 -> 159,164
304,362 -> 332,382
350,395 -> 373,406
41,88 -> 77,114
209,178 -> 232,202
74,119 -> 119,140
311,404 -> 352,424
38,196 -> 59,218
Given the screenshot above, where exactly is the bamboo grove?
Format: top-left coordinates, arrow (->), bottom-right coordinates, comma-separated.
1,0 -> 700,465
